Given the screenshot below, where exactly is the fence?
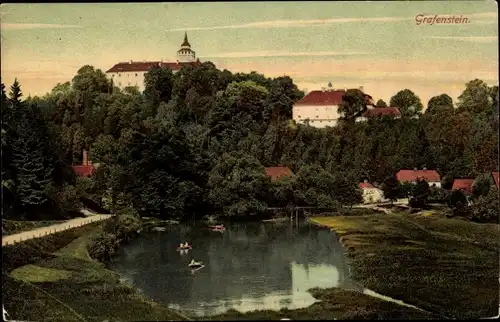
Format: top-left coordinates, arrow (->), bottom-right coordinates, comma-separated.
2,215 -> 112,247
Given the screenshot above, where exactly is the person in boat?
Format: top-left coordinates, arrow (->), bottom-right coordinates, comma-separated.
179,242 -> 184,248
184,242 -> 190,248
190,259 -> 198,266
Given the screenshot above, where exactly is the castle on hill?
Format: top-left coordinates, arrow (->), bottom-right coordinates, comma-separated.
105,32 -> 201,91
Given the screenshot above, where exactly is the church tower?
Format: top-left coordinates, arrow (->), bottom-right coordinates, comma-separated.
177,32 -> 196,63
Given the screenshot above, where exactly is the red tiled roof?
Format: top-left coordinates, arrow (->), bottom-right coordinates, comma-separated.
452,179 -> 475,194
491,172 -> 499,187
396,169 -> 441,183
295,89 -> 372,106
362,107 -> 401,118
265,167 -> 293,180
106,60 -> 201,73
359,182 -> 375,189
72,165 -> 95,177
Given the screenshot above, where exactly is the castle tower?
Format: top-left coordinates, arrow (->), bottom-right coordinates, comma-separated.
176,32 -> 196,63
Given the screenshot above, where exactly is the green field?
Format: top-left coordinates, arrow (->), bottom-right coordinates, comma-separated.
310,211 -> 500,319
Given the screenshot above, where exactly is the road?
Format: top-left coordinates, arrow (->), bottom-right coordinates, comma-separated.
2,214 -> 112,246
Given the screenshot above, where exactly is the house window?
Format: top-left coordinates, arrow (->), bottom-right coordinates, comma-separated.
118,74 -> 121,77
135,73 -> 138,76
118,82 -> 122,86
111,74 -> 114,78
298,115 -> 301,119
316,115 -> 319,118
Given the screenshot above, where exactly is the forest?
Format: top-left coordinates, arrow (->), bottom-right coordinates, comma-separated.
1,62 -> 498,222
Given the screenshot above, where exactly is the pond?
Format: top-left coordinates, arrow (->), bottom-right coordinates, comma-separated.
109,220 -> 361,317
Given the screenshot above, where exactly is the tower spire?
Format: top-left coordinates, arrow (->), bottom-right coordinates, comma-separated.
181,31 -> 190,47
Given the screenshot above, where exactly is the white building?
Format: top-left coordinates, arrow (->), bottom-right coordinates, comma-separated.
105,32 -> 201,91
359,181 -> 385,204
292,85 -> 375,128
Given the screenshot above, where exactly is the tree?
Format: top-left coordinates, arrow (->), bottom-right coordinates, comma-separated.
441,173 -> 455,190
338,89 -> 366,120
457,79 -> 494,114
409,179 -> 430,208
382,174 -> 401,204
449,189 -> 467,208
426,94 -> 453,114
375,99 -> 388,108
71,65 -> 110,95
472,174 -> 492,198
207,152 -> 271,217
9,78 -> 23,107
144,66 -> 174,106
11,104 -> 53,216
389,89 -> 424,118
469,188 -> 499,223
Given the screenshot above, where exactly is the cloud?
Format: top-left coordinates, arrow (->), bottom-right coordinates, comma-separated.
167,16 -> 409,31
203,51 -> 371,59
426,36 -> 497,43
1,23 -> 83,30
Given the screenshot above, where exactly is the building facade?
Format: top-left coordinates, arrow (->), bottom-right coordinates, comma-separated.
292,85 -> 403,128
105,32 -> 201,91
359,182 -> 385,204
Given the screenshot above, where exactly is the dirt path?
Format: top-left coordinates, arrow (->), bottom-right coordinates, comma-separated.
2,214 -> 112,246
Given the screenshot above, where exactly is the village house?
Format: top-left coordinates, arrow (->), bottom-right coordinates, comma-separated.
489,171 -> 499,188
72,150 -> 95,177
105,32 -> 201,91
293,84 -> 400,128
396,168 -> 442,188
359,180 -> 384,204
451,179 -> 475,195
265,167 -> 293,181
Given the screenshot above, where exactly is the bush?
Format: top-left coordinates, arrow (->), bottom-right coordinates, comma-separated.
469,188 -> 499,223
87,212 -> 142,262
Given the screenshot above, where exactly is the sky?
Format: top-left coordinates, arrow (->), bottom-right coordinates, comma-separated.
1,1 -> 498,106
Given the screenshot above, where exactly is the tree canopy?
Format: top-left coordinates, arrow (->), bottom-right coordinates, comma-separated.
2,62 -> 498,222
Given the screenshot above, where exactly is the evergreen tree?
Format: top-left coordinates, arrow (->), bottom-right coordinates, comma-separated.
11,104 -> 53,216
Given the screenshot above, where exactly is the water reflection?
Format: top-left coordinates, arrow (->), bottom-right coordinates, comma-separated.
109,221 -> 358,317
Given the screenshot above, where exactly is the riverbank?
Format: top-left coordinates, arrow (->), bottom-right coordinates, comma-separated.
207,287 -> 437,320
2,215 -> 190,321
310,211 -> 500,319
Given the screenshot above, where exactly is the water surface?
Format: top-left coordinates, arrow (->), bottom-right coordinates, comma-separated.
109,221 -> 360,317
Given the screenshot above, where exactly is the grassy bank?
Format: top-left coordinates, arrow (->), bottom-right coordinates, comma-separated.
207,287 -> 437,320
310,211 -> 500,319
2,215 -> 190,322
3,219 -> 67,236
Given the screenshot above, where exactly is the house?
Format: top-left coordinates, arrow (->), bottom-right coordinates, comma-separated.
396,168 -> 442,188
106,32 -> 202,91
356,106 -> 402,122
451,179 -> 475,195
72,149 -> 95,177
292,85 -> 375,128
265,167 -> 293,181
359,181 -> 384,204
490,171 -> 499,188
